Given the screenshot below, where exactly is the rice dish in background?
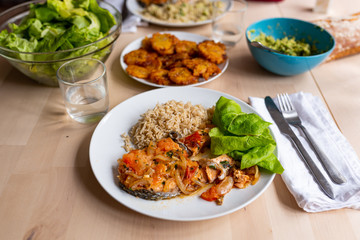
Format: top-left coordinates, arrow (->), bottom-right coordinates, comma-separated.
141,0 -> 224,23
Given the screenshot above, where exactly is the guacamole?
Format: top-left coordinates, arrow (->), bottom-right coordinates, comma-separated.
252,32 -> 312,56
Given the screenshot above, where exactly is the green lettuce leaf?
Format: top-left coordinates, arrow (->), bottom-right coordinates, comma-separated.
209,127 -> 225,137
210,96 -> 284,174
240,144 -> 276,169
34,6 -> 60,22
228,113 -> 271,136
3,33 -> 38,53
47,0 -> 74,18
213,96 -> 271,136
257,154 -> 284,174
72,0 -> 91,9
228,150 -> 245,160
89,0 -> 116,33
210,135 -> 275,155
213,96 -> 242,132
0,29 -> 8,43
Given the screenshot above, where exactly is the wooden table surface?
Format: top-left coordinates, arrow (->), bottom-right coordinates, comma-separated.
1,0 -> 360,239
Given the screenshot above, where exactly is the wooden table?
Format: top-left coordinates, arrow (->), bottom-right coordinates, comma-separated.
1,0 -> 360,239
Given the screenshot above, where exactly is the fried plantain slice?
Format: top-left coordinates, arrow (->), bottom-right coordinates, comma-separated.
141,36 -> 153,52
150,32 -> 179,55
183,58 -> 221,80
175,40 -> 198,56
168,67 -> 198,85
149,69 -> 171,85
159,52 -> 190,69
124,49 -> 162,70
126,65 -> 151,79
124,49 -> 157,65
124,33 -> 228,86
146,57 -> 163,71
198,40 -> 227,64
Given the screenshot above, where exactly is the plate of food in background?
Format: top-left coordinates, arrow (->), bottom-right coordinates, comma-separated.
120,31 -> 229,87
89,87 -> 283,221
127,0 -> 232,27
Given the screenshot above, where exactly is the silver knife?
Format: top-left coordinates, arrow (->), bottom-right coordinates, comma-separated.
265,96 -> 335,200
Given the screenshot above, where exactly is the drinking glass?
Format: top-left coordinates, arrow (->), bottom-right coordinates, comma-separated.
57,58 -> 109,124
212,0 -> 248,48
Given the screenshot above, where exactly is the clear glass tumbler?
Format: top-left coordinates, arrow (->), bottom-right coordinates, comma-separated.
212,0 -> 248,48
57,58 -> 109,124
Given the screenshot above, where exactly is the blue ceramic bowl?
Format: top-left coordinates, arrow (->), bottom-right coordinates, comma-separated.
245,18 -> 335,76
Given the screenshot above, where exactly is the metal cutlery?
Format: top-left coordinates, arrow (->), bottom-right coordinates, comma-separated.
277,93 -> 346,185
265,96 -> 335,199
250,41 -> 283,54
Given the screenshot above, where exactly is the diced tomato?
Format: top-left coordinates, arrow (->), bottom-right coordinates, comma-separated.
183,131 -> 203,148
201,186 -> 220,202
200,176 -> 234,202
122,149 -> 149,175
155,138 -> 182,155
184,165 -> 198,182
181,131 -> 210,156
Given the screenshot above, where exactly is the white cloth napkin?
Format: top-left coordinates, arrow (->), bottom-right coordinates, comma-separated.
249,92 -> 360,212
105,0 -> 147,33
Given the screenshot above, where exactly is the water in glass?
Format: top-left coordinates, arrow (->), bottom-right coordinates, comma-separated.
64,84 -> 109,123
211,0 -> 247,48
212,23 -> 243,48
57,58 -> 109,124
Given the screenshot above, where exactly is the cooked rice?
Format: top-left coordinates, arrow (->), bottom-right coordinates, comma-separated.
124,100 -> 214,150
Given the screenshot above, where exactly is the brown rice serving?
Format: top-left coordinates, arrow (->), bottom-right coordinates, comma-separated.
124,100 -> 214,150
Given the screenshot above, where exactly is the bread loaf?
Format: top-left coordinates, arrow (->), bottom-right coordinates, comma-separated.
313,12 -> 360,61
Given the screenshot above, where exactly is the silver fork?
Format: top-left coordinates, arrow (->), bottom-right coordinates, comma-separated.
277,93 -> 347,184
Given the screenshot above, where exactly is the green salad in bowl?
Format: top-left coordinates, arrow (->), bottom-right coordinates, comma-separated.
0,0 -> 121,86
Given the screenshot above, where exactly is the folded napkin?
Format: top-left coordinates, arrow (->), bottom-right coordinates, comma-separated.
105,0 -> 147,33
249,92 -> 360,212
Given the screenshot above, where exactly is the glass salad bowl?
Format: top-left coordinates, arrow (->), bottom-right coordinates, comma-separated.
0,0 -> 121,87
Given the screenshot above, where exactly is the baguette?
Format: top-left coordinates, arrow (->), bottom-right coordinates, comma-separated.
312,12 -> 360,61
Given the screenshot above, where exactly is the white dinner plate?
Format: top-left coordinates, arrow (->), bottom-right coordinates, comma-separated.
120,31 -> 229,88
126,0 -> 232,27
89,87 -> 277,221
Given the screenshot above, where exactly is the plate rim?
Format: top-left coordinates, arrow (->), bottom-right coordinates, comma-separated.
126,0 -> 232,27
89,87 -> 277,221
119,31 -> 229,88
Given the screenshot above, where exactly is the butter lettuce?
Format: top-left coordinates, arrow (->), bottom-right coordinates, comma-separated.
210,128 -> 276,155
257,154 -> 284,174
213,96 -> 271,136
240,144 -> 276,169
210,96 -> 284,174
34,6 -> 60,22
89,0 -> 116,33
